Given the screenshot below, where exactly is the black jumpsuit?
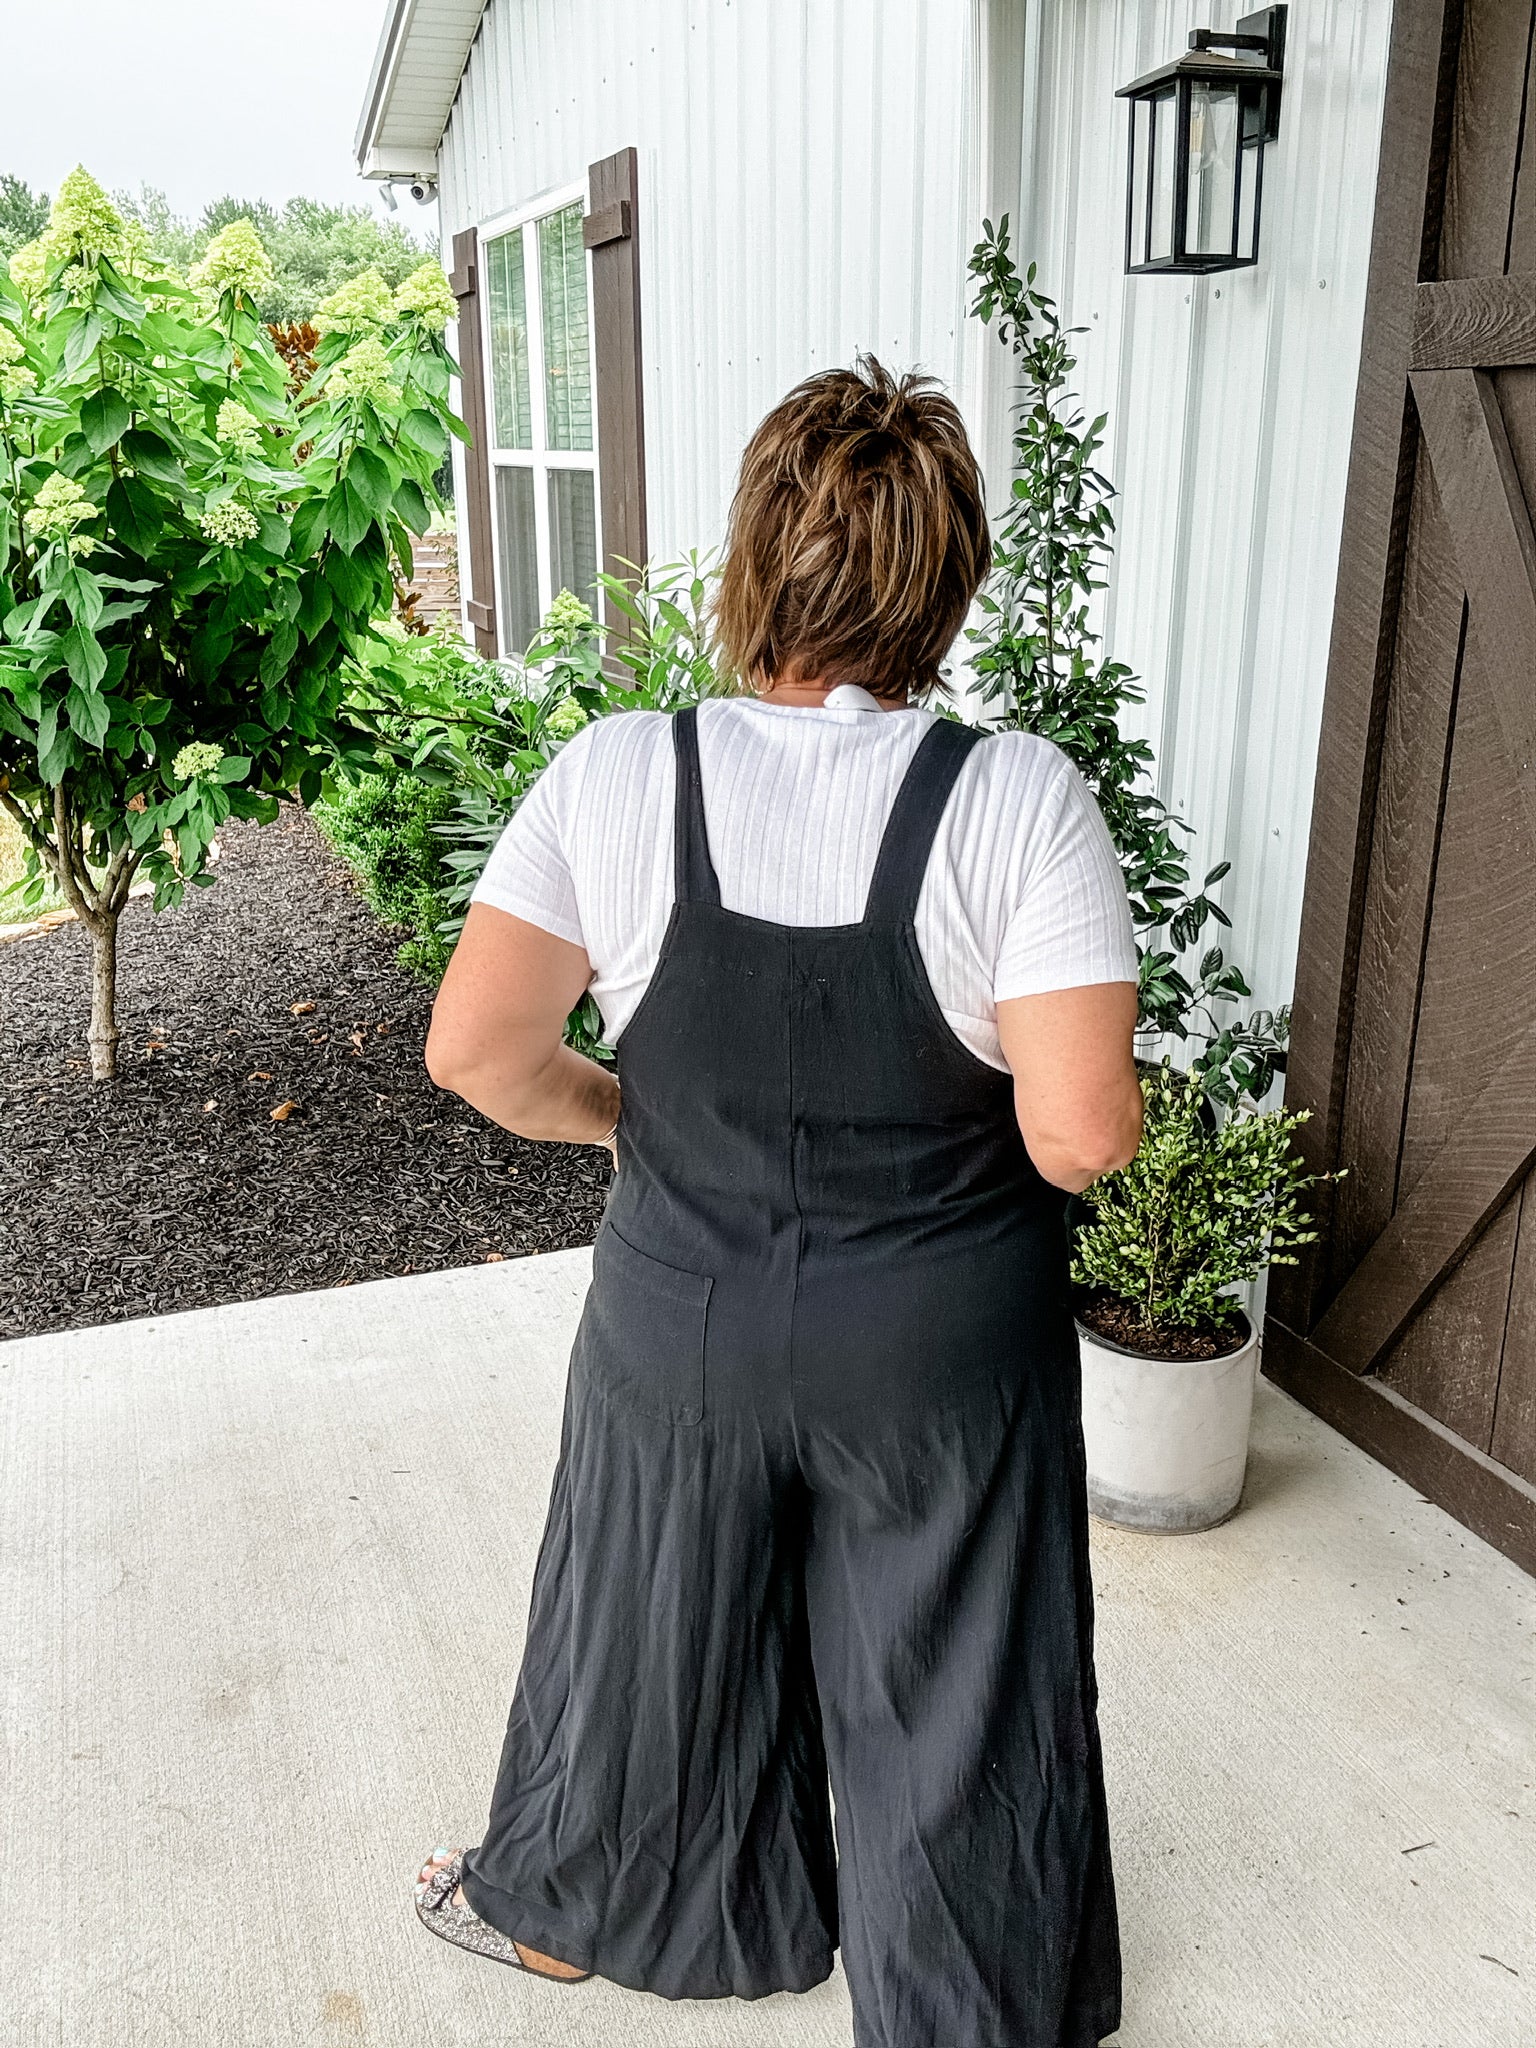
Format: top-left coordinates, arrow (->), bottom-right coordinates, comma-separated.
461,706 -> 1122,2048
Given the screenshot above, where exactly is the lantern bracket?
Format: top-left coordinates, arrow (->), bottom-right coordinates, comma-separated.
1191,8 -> 1287,138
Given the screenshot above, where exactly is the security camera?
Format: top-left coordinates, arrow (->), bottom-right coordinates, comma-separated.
409,178 -> 438,205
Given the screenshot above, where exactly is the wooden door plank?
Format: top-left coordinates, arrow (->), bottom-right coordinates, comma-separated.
1493,1185 -> 1536,1482
1330,471 -> 1464,1288
1440,0 -> 1535,279
1310,1023 -> 1536,1372
1377,1199 -> 1521,1445
1505,17 -> 1536,272
1412,274 -> 1536,366
1410,368 -> 1536,850
1273,0 -> 1459,1335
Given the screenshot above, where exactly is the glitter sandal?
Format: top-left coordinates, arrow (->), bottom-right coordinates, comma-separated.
413,1847 -> 593,1980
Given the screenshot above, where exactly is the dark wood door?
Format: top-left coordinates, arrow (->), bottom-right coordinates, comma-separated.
1267,0 -> 1536,1576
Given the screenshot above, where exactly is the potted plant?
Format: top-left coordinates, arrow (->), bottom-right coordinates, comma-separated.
1070,1062 -> 1332,1533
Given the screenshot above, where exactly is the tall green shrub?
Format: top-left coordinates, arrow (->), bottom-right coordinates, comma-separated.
0,169 -> 461,1077
967,217 -> 1286,1108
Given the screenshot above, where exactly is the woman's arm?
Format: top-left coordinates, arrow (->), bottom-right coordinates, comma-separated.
996,982 -> 1143,1194
425,902 -> 620,1154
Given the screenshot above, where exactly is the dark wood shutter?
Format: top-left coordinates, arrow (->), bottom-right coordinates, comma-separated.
449,226 -> 499,658
1267,0 -> 1536,1576
585,148 -> 648,629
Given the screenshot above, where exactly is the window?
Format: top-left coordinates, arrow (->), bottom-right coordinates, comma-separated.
480,197 -> 600,653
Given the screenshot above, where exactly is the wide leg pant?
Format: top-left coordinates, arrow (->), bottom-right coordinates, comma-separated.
460,1224 -> 1121,2048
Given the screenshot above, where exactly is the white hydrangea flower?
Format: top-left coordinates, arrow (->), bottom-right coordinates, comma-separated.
6,237 -> 50,300
327,335 -> 400,404
0,363 -> 37,403
48,168 -> 127,263
24,472 -> 99,544
198,499 -> 261,546
215,399 -> 262,455
172,741 -> 225,782
394,262 -> 456,328
0,327 -> 24,365
190,219 -> 274,303
545,588 -> 595,635
315,267 -> 396,335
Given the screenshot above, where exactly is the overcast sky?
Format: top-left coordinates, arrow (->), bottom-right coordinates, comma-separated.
0,0 -> 437,230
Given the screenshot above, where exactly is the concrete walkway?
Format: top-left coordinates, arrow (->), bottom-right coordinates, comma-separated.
3,1251 -> 1532,2048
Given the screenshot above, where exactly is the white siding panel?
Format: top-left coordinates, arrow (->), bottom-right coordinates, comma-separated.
1011,0 -> 1393,1017
439,0 -> 982,564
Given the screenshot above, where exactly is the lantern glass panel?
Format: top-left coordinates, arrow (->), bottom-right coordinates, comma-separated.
1185,80 -> 1240,260
1130,96 -> 1153,263
1149,88 -> 1177,263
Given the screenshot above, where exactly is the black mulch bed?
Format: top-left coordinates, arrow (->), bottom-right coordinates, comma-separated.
1,807 -> 611,1341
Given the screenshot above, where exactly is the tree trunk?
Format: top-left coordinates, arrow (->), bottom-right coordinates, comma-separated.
87,909 -> 120,1082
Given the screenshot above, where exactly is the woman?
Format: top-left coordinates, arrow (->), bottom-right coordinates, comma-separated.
415,358 -> 1143,2048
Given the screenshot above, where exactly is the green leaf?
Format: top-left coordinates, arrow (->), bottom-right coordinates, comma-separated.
215,754 -> 251,783
347,445 -> 396,519
121,427 -> 186,489
325,482 -> 371,555
399,408 -> 449,462
289,498 -> 326,560
393,478 -> 431,533
81,387 -> 132,457
61,565 -> 105,633
61,623 -> 108,691
105,474 -> 164,555
36,697 -> 71,782
259,622 -> 299,686
92,262 -> 146,324
65,683 -> 111,747
62,311 -> 106,377
297,578 -> 332,640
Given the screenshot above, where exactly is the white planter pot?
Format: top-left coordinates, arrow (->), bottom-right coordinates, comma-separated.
1076,1313 -> 1259,1533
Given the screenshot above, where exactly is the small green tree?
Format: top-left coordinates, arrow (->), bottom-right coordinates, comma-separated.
1072,1063 -> 1327,1342
0,168 -> 461,1078
967,217 -> 1287,1107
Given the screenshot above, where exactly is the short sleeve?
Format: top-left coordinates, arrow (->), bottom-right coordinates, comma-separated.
992,756 -> 1138,1000
467,723 -> 595,947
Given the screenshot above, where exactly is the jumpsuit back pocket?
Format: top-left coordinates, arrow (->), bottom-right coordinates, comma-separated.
578,1221 -> 712,1426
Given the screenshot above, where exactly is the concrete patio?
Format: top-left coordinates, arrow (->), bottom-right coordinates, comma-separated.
3,1249 -> 1532,2048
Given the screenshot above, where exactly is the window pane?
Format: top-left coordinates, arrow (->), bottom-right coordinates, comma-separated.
484,229 -> 532,450
539,204 -> 593,451
548,468 -> 598,608
496,466 -> 539,653
1186,82 -> 1239,258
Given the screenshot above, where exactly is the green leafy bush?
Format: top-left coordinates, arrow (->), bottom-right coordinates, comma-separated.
0,168 -> 461,1077
967,218 -> 1287,1108
314,767 -> 457,980
1071,1063 -> 1328,1342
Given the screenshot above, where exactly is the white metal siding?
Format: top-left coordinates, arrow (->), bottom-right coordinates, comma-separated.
1010,0 -> 1393,1019
438,0 -> 986,565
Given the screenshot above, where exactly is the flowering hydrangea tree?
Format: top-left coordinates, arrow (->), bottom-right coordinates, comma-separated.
0,170 -> 462,1078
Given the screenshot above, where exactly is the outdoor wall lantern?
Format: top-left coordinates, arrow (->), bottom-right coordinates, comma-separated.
1116,6 -> 1286,275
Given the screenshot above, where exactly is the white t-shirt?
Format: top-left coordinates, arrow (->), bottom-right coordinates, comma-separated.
470,686 -> 1138,1072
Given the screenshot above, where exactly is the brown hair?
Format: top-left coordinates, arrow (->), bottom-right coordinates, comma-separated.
712,356 -> 990,702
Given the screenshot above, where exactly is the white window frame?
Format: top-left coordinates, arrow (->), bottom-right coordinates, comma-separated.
476,180 -> 603,652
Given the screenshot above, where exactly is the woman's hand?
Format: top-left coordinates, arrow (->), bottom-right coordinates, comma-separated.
425,903 -> 621,1148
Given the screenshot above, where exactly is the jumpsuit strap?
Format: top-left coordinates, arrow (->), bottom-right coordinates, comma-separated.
671,705 -> 723,907
861,719 -> 986,926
